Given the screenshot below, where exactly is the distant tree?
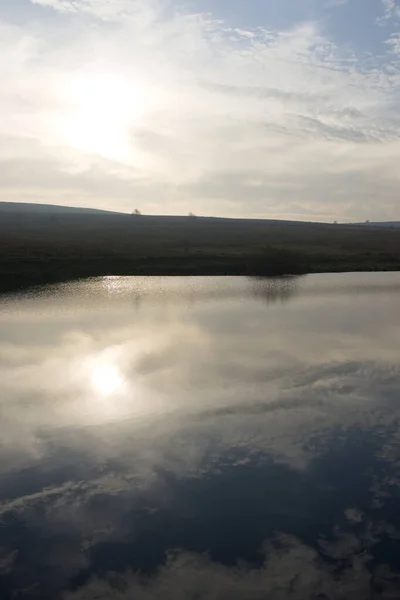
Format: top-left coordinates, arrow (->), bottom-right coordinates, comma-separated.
132,209 -> 142,216
365,219 -> 370,224
333,220 -> 338,225
188,212 -> 196,218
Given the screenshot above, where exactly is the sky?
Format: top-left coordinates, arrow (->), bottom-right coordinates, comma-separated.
0,0 -> 399,221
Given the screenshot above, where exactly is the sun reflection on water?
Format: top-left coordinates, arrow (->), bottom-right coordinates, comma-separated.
91,364 -> 125,397
75,353 -> 134,423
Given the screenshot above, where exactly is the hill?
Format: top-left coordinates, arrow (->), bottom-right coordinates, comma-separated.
1,202 -> 400,291
0,202 -> 121,216
355,221 -> 400,228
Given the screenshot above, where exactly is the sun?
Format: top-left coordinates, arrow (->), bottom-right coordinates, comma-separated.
60,72 -> 149,161
91,364 -> 125,397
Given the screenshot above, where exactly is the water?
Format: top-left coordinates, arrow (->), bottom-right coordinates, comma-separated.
1,273 -> 400,599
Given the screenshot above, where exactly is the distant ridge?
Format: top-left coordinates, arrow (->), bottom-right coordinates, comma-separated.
1,200 -> 400,292
0,202 -> 315,225
0,202 -> 123,216
354,221 -> 400,228
1,202 -> 399,228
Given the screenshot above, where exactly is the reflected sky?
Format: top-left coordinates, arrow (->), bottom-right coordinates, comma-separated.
1,274 -> 400,599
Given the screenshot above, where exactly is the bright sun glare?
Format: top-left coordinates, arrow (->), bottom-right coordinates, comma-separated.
61,73 -> 149,160
91,364 -> 125,396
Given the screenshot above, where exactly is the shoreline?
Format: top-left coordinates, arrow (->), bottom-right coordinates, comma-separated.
2,212 -> 400,294
2,253 -> 399,294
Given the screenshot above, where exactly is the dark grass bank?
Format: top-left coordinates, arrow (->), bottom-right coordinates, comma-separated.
1,209 -> 400,292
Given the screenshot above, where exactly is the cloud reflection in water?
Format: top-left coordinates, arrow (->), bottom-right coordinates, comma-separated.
1,275 -> 400,598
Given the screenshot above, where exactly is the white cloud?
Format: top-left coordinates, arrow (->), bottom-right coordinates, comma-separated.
3,276 -> 400,596
2,274 -> 400,475
379,0 -> 400,22
386,33 -> 400,54
60,539 -> 387,599
0,1 -> 399,219
29,0 -> 159,21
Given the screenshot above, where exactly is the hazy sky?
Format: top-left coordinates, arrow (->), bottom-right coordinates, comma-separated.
1,0 -> 400,220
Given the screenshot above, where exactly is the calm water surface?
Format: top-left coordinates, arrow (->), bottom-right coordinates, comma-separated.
1,273 -> 400,599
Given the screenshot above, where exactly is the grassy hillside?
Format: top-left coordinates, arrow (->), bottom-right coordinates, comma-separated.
1,204 -> 400,291
0,202 -> 119,216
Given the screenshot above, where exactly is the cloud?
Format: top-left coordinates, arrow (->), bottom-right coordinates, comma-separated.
2,274 -> 400,479
29,0 -> 159,21
385,32 -> 400,54
0,549 -> 17,576
3,421 -> 400,599
59,538 -> 394,599
0,0 -> 396,219
379,0 -> 400,23
3,275 -> 400,597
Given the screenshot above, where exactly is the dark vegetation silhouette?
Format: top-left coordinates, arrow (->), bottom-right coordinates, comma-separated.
249,247 -> 307,276
1,203 -> 400,292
